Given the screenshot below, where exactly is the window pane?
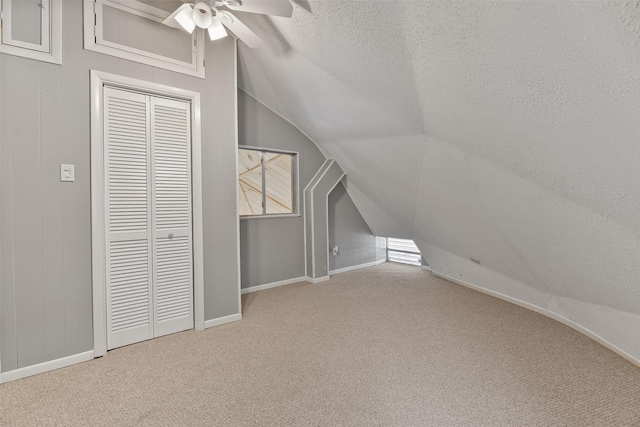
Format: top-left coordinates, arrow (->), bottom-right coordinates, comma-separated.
238,149 -> 263,215
264,153 -> 293,214
10,0 -> 43,46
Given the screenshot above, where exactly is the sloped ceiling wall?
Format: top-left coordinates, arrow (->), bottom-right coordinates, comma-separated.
236,1 -> 640,361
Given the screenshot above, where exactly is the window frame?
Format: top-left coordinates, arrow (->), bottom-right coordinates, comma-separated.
83,0 -> 205,78
0,0 -> 62,64
238,146 -> 300,220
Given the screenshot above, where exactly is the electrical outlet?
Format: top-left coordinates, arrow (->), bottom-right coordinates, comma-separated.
332,246 -> 339,256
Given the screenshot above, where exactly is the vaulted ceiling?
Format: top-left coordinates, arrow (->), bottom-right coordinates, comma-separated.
235,1 -> 640,357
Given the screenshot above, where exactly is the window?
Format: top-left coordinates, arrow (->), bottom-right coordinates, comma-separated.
83,0 -> 205,77
238,147 -> 298,217
0,0 -> 62,64
387,238 -> 422,266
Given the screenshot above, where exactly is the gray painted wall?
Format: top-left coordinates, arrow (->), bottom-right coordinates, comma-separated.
238,90 -> 378,287
328,182 -> 386,272
1,1 -> 239,373
238,90 -> 325,287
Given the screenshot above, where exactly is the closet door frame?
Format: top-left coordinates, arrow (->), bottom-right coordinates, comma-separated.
90,70 -> 204,357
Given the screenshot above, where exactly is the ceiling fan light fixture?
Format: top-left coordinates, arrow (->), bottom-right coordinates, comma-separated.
162,3 -> 194,31
175,6 -> 196,33
207,17 -> 228,41
192,2 -> 214,29
162,0 -> 291,48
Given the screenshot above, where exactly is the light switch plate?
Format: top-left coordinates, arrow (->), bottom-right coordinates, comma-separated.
60,164 -> 75,182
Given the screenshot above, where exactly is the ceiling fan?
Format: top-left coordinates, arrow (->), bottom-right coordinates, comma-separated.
162,0 -> 293,48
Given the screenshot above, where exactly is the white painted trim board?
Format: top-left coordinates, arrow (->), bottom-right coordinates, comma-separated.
304,159 -> 333,279
0,351 -> 94,384
241,276 -> 307,295
329,259 -> 386,276
204,313 -> 242,329
232,39 -> 243,318
306,276 -> 330,284
324,170 -> 345,280
432,271 -> 640,369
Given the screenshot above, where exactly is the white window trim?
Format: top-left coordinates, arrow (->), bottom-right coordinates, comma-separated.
0,0 -> 62,64
238,145 -> 300,219
90,70 -> 205,357
83,0 -> 205,78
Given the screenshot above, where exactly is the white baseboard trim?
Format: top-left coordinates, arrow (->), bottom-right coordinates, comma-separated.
204,313 -> 242,329
306,276 -> 330,284
421,265 -> 432,272
329,258 -> 386,276
433,272 -> 640,368
0,350 -> 95,384
241,276 -> 307,295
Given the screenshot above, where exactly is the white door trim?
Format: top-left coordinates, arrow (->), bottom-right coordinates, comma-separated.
90,70 -> 204,357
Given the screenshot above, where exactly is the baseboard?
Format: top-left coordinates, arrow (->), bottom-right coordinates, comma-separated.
0,350 -> 95,384
329,259 -> 386,276
241,276 -> 307,295
306,276 -> 330,284
421,265 -> 432,272
204,313 -> 242,329
432,271 -> 640,369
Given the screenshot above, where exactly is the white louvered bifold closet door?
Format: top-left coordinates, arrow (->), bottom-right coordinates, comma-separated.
150,97 -> 193,337
104,87 -> 193,350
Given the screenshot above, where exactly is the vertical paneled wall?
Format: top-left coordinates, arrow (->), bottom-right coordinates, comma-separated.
328,182 -> 386,273
1,1 -> 239,372
1,56 -> 87,371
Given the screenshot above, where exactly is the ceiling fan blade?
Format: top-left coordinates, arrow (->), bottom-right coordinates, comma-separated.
226,0 -> 293,18
162,3 -> 194,30
218,11 -> 264,48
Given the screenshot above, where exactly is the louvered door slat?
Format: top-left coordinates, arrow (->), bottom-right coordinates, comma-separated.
104,87 -> 153,349
151,97 -> 193,337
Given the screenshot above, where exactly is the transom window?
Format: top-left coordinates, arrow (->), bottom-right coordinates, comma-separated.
0,0 -> 62,64
238,147 -> 297,217
83,0 -> 205,77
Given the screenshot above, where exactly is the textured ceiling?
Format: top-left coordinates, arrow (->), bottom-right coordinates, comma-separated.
236,2 -> 640,323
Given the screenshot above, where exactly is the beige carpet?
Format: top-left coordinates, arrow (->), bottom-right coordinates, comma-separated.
1,263 -> 639,426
